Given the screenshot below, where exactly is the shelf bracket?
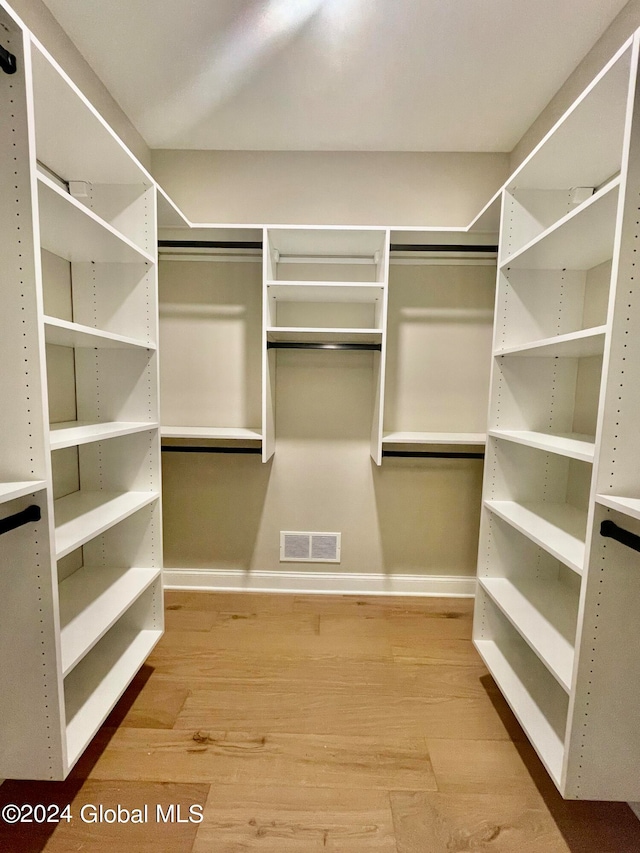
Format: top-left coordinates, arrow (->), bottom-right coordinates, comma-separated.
600,519 -> 640,554
0,43 -> 17,75
0,504 -> 41,536
382,450 -> 485,459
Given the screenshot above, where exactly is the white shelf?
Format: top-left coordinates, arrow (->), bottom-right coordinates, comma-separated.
64,626 -> 161,768
596,494 -> 640,521
32,43 -> 149,186
485,500 -> 586,574
59,565 -> 161,676
50,421 -> 157,450
266,282 -> 384,303
0,481 -> 47,504
495,326 -> 606,358
474,638 -> 565,785
44,316 -> 154,351
501,179 -> 619,271
479,577 -> 576,691
161,426 -> 262,440
383,432 -> 486,445
489,430 -> 595,463
266,327 -> 382,344
54,490 -> 159,559
37,174 -> 154,264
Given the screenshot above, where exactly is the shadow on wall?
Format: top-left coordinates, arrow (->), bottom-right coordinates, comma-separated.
371,455 -> 484,577
161,452 -> 272,570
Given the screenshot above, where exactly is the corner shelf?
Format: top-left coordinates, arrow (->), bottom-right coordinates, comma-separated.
44,316 -> 154,351
64,625 -> 162,768
37,174 -> 154,264
500,178 -> 619,270
485,500 -> 586,574
59,565 -> 161,676
495,326 -> 606,358
478,576 -> 576,691
489,430 -> 595,462
54,490 -> 159,559
50,421 -> 157,450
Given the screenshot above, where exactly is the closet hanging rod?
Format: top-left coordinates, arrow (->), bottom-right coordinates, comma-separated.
158,240 -> 263,250
161,445 -> 261,454
600,519 -> 640,553
0,43 -> 17,75
0,504 -> 41,536
389,244 -> 498,253
383,450 -> 485,459
267,341 -> 382,351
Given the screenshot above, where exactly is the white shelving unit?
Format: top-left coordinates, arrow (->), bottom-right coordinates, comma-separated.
474,33 -> 640,800
264,227 -> 390,463
0,5 -> 163,781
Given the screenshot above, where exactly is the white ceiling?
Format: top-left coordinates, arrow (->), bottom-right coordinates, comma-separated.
42,0 -> 628,152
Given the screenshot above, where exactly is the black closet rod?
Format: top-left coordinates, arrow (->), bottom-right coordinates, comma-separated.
158,240 -> 263,250
600,519 -> 640,554
389,243 -> 498,253
162,445 -> 261,454
0,504 -> 41,536
267,342 -> 382,351
0,44 -> 17,75
383,450 -> 485,459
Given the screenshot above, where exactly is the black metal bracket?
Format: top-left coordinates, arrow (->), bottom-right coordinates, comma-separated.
600,519 -> 640,554
162,445 -> 261,454
0,43 -> 17,75
267,341 -> 382,352
0,504 -> 41,536
383,450 -> 485,459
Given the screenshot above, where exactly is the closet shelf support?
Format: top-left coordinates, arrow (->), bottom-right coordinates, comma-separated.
267,341 -> 382,351
382,450 -> 485,459
0,43 -> 16,75
0,504 -> 41,536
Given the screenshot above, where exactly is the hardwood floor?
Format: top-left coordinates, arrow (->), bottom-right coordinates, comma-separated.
2,591 -> 640,851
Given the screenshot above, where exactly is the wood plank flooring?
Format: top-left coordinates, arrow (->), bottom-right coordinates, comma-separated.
2,590 -> 640,851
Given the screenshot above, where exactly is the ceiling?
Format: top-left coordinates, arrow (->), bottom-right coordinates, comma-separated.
42,0 -> 628,152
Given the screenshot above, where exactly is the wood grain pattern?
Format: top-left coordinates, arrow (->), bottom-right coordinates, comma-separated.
2,590 -> 639,852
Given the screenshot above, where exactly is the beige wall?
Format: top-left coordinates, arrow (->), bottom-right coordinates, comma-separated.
151,150 -> 509,227
6,0 -> 150,169
511,0 -> 640,172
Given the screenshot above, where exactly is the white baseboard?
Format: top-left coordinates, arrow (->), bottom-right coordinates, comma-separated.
162,568 -> 476,597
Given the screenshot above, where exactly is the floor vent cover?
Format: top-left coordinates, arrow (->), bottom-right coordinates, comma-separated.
280,531 -> 341,563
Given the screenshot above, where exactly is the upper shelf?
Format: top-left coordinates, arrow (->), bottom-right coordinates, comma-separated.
383,432 -> 486,445
31,41 -> 149,187
266,283 -> 384,303
489,430 -> 595,463
596,494 -> 640,521
37,175 -> 154,264
266,327 -> 383,344
161,426 -> 262,441
495,326 -> 606,359
0,481 -> 47,504
44,317 -> 154,351
508,40 -> 631,191
501,179 -> 619,270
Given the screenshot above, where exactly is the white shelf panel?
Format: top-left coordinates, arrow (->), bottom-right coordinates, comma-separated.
495,326 -> 606,359
479,577 -> 576,692
474,638 -> 565,785
489,430 -> 595,462
161,426 -> 262,440
266,282 -> 384,303
0,481 -> 47,504
54,490 -> 159,559
266,327 -> 382,344
60,565 -> 161,676
37,174 -> 154,264
65,627 -> 162,768
32,43 -> 149,186
383,432 -> 486,445
485,500 -> 586,574
44,316 -> 154,351
501,179 -> 619,271
50,421 -> 157,450
596,494 -> 640,521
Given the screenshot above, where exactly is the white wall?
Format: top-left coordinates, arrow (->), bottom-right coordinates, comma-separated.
151,150 -> 508,227
6,0 -> 150,169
